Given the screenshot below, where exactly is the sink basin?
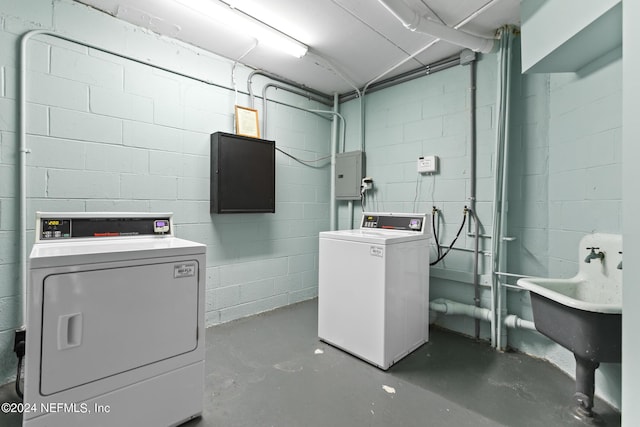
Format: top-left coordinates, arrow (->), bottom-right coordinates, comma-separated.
516,233 -> 622,422
516,276 -> 620,314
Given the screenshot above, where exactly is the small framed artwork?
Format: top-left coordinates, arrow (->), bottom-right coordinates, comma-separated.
234,105 -> 260,138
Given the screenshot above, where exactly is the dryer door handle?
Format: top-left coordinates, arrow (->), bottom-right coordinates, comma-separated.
57,312 -> 83,350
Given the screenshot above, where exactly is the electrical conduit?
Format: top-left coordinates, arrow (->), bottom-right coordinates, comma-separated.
490,27 -> 515,350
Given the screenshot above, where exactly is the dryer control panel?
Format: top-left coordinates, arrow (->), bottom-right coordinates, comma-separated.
360,213 -> 427,233
36,213 -> 173,241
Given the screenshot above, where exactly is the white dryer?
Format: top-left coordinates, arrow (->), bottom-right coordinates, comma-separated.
318,212 -> 430,370
23,212 -> 206,427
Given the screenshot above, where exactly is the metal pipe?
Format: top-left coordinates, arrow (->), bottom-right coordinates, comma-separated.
330,94 -> 339,231
497,29 -> 514,351
438,245 -> 491,256
457,0 -> 504,28
490,28 -> 514,350
307,109 -> 346,153
306,49 -> 361,98
17,30 -> 36,328
247,69 -> 333,108
495,271 -> 531,279
261,83 -> 333,137
339,55 -> 460,103
490,31 -> 507,349
502,283 -> 528,292
377,0 -> 495,53
467,57 -> 481,339
363,39 -> 439,96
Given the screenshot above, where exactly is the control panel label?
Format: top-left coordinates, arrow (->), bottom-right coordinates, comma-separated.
174,263 -> 196,278
370,246 -> 384,257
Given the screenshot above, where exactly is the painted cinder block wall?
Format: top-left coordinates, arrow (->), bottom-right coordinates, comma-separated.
337,57 -> 497,340
0,0 -> 331,383
508,42 -> 622,407
0,0 -> 626,411
339,38 -> 622,407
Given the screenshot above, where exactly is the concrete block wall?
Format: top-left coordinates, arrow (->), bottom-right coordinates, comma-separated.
341,37 -> 623,408
0,0 -> 331,384
508,45 -> 623,407
546,48 -> 622,278
339,57 -> 498,339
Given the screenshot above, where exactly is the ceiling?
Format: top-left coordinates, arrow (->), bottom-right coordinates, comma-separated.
73,0 -> 521,95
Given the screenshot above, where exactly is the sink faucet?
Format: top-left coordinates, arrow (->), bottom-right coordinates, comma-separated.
584,247 -> 604,263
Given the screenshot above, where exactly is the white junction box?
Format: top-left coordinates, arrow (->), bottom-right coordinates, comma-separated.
417,155 -> 438,174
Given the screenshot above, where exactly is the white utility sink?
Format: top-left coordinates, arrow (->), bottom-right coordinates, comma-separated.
516,233 -> 622,421
517,233 -> 622,314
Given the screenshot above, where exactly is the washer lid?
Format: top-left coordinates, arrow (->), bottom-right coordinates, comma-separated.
319,229 -> 429,244
29,236 -> 205,269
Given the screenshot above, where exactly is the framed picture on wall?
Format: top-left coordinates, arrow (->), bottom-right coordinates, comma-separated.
234,105 -> 260,138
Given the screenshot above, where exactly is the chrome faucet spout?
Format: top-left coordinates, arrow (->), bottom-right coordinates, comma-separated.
584,247 -> 604,263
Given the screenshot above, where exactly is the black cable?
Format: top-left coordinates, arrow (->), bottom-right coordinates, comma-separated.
431,207 -> 442,259
13,329 -> 25,400
275,147 -> 330,169
15,356 -> 24,399
430,207 -> 468,266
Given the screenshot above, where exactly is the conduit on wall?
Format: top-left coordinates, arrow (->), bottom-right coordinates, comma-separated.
247,69 -> 333,109
260,83 -> 342,139
491,27 -> 516,350
467,56 -> 482,340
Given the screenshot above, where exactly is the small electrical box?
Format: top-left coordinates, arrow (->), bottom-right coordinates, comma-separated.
335,151 -> 365,200
417,155 -> 438,174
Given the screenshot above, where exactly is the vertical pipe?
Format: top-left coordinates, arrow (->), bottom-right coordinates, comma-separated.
330,93 -> 339,230
469,59 -> 480,339
18,34 -> 28,329
490,30 -> 507,349
17,31 -> 47,328
497,30 -> 514,350
490,28 -> 514,350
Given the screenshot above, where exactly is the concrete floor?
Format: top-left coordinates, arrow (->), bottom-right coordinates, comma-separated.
1,298 -> 621,426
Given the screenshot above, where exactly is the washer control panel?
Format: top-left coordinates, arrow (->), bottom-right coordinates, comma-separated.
36,213 -> 173,241
360,213 -> 427,233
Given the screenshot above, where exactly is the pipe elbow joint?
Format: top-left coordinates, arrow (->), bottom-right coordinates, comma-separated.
475,38 -> 495,54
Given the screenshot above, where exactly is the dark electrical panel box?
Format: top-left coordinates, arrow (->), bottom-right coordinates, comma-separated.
210,132 -> 276,213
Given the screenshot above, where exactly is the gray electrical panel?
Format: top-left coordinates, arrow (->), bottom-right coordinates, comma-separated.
335,150 -> 364,200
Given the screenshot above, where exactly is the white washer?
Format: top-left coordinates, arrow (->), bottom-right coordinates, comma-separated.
318,212 -> 430,370
23,212 -> 206,427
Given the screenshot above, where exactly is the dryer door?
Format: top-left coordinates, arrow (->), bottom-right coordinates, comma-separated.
39,260 -> 199,395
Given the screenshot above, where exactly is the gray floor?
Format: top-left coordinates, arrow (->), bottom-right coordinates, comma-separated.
1,298 -> 621,426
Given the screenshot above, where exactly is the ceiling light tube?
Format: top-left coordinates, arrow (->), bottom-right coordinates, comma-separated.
176,0 -> 308,58
378,0 -> 494,53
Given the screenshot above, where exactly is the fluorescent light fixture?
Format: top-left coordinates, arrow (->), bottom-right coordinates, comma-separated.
176,0 -> 308,58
